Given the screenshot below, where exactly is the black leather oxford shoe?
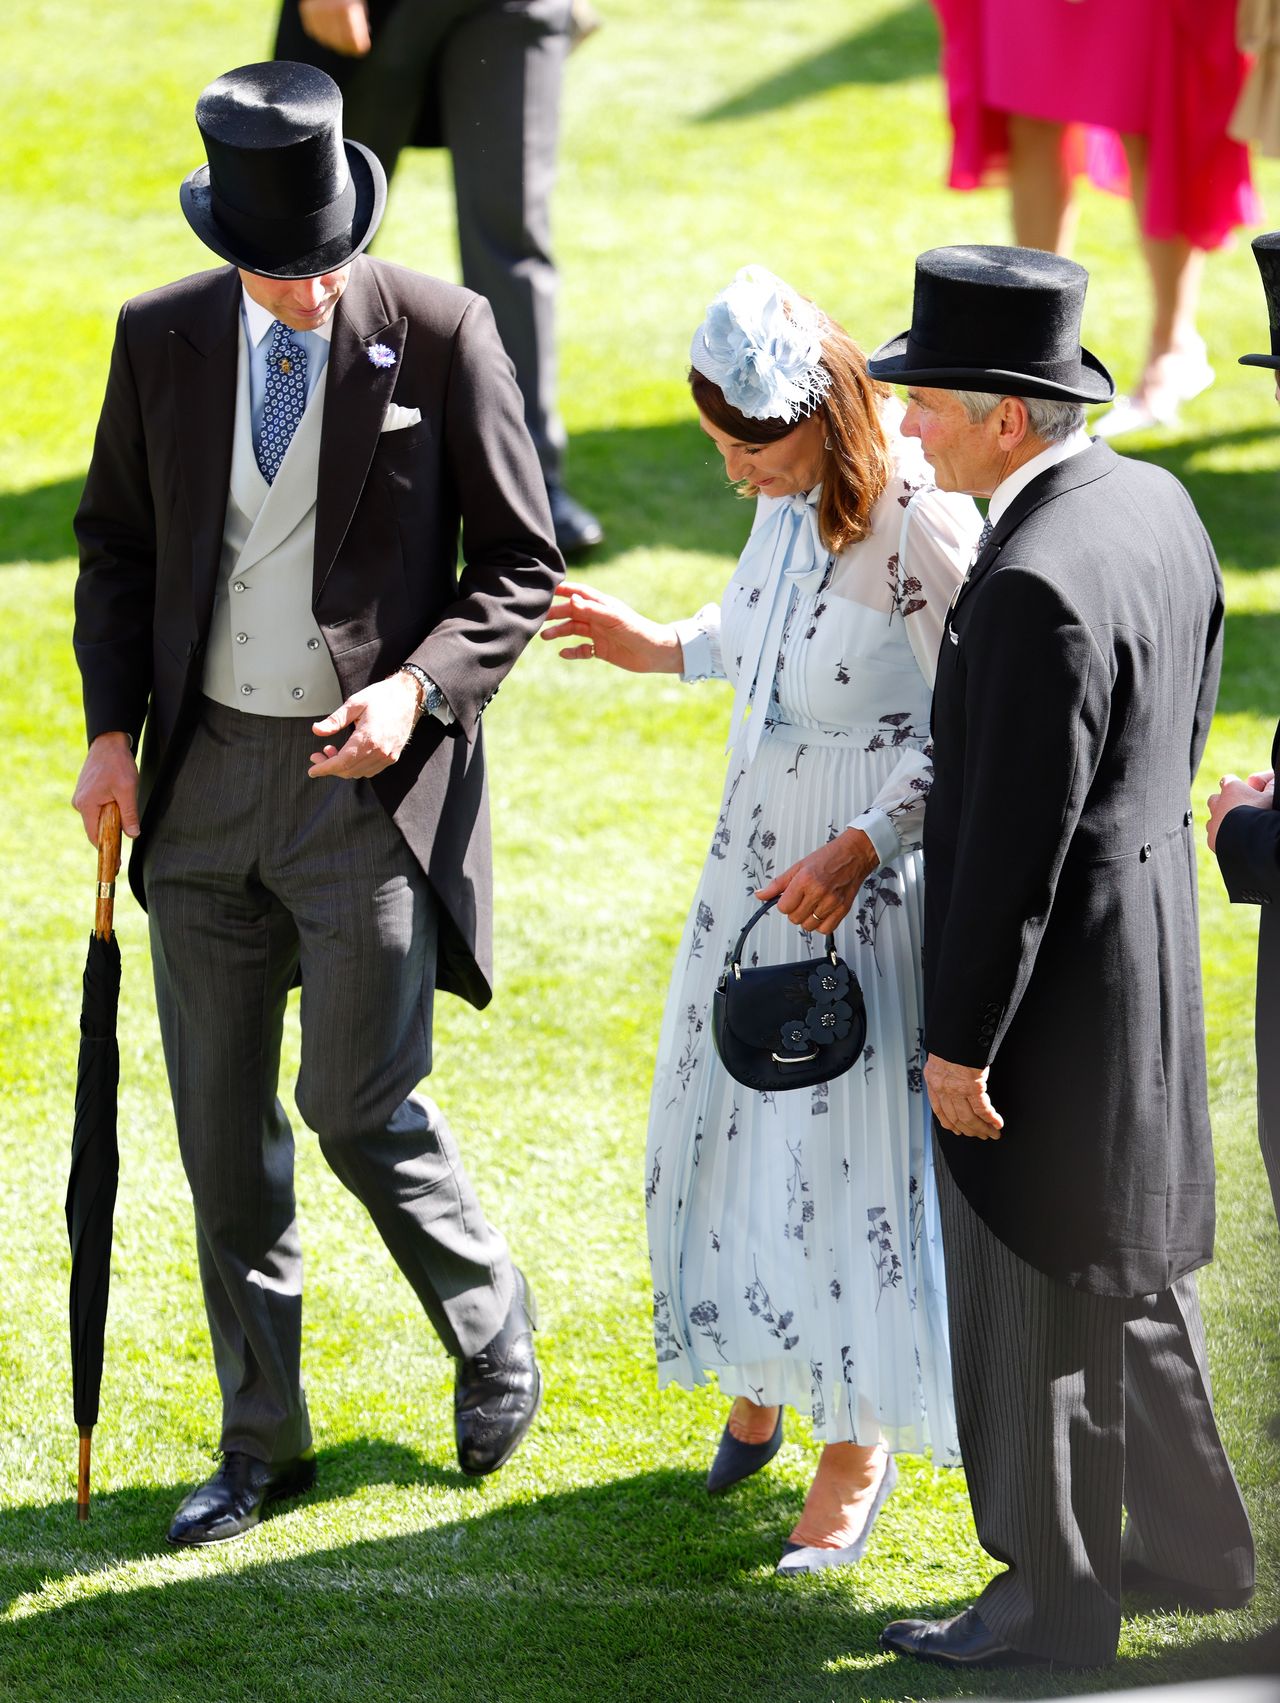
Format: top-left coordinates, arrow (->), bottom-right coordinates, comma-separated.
454,1267 -> 541,1477
879,1606 -> 1048,1670
546,482 -> 604,556
167,1450 -> 317,1546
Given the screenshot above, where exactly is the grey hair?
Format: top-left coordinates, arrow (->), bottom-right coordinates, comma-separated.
951,388 -> 1086,444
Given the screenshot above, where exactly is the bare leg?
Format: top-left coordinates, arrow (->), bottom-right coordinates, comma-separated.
1097,134 -> 1212,427
788,1440 -> 888,1548
1008,115 -> 1079,254
727,1395 -> 780,1444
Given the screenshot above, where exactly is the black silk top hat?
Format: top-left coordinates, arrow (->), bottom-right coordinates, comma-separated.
1240,232 -> 1280,370
868,244 -> 1115,405
179,62 -> 386,280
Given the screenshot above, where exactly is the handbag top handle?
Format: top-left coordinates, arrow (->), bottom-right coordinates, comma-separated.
727,895 -> 839,978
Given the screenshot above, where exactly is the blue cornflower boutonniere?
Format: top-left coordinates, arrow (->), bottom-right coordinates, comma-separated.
367,342 -> 396,370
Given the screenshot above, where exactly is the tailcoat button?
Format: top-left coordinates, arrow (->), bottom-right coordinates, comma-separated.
291,687 -> 305,700
241,684 -> 254,696
232,581 -> 247,593
1184,810 -> 1194,826
236,632 -> 248,644
307,638 -> 320,651
1140,843 -> 1152,861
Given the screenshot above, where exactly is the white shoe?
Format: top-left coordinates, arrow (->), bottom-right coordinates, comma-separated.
1094,340 -> 1214,439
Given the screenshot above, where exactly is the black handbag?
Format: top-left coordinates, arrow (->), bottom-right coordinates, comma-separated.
711,897 -> 867,1092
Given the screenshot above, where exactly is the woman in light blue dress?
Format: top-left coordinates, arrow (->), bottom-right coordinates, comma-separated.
543,269 -> 981,1570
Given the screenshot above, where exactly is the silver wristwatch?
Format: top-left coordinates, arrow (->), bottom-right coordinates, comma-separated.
399,662 -> 444,723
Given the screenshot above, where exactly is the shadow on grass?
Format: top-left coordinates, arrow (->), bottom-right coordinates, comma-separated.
2,421 -> 742,579
1134,425 -> 1280,576
0,473 -> 83,565
0,1438 -> 466,1599
697,2 -> 939,124
8,423 -> 1278,594
1220,610 -> 1280,718
563,417 -> 747,570
0,1453 -> 1271,1700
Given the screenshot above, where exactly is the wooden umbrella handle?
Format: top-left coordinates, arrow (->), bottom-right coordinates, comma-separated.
94,802 -> 122,940
77,1427 -> 93,1521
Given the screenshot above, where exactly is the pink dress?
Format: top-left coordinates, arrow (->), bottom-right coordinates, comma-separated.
932,0 -> 1259,249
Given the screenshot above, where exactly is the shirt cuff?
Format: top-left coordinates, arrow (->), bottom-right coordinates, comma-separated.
400,663 -> 455,726
847,809 -> 901,870
673,617 -> 714,683
425,677 -> 455,726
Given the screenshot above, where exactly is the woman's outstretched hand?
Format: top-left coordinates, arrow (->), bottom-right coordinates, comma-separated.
540,580 -> 685,674
756,827 -> 878,934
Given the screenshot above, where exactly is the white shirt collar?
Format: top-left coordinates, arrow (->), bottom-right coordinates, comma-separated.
240,286 -> 335,346
988,426 -> 1092,525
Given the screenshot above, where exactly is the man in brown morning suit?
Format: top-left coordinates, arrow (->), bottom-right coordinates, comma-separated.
71,62 -> 561,1544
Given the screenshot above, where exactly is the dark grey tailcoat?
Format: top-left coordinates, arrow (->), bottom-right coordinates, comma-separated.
73,255 -> 562,1009
1213,717 -> 1280,1222
924,440 -> 1223,1298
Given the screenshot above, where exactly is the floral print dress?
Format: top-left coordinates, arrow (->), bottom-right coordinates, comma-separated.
647,418 -> 980,1454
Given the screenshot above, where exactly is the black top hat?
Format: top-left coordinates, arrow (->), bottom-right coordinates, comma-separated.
867,245 -> 1114,405
1239,232 -> 1280,370
179,62 -> 386,279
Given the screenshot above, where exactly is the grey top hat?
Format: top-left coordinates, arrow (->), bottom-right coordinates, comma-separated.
1239,231 -> 1280,371
867,245 -> 1115,405
179,61 -> 386,280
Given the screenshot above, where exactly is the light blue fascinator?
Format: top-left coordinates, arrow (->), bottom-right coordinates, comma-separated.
690,265 -> 832,423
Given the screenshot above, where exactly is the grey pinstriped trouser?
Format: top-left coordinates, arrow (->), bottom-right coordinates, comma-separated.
935,1140 -> 1254,1665
146,698 -> 513,1464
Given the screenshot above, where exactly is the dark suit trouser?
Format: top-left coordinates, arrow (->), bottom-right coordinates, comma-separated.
333,0 -> 570,482
936,1141 -> 1254,1665
1257,909 -> 1280,1225
145,699 -> 513,1464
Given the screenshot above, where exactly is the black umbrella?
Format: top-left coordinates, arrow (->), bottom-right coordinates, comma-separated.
66,802 -> 122,1520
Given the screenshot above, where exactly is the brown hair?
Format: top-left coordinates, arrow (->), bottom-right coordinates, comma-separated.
689,316 -> 893,555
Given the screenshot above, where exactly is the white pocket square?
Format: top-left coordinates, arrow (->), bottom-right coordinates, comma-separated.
381,403 -> 422,433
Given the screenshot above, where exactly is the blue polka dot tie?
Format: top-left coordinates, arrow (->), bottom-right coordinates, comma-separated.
256,320 -> 308,484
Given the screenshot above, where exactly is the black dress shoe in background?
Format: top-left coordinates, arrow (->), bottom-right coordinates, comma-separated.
880,1606 -> 1048,1670
455,1266 -> 541,1477
167,1450 -> 317,1546
1121,1557 -> 1255,1613
546,481 -> 603,556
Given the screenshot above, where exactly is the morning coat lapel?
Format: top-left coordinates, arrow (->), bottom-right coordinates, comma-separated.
952,439 -> 1119,616
168,268 -> 239,635
314,258 -> 406,602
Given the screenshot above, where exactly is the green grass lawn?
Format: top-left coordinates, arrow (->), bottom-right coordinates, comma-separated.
1,1 -> 1278,1697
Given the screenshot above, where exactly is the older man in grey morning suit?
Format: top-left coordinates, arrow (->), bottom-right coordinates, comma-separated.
868,246 -> 1255,1671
